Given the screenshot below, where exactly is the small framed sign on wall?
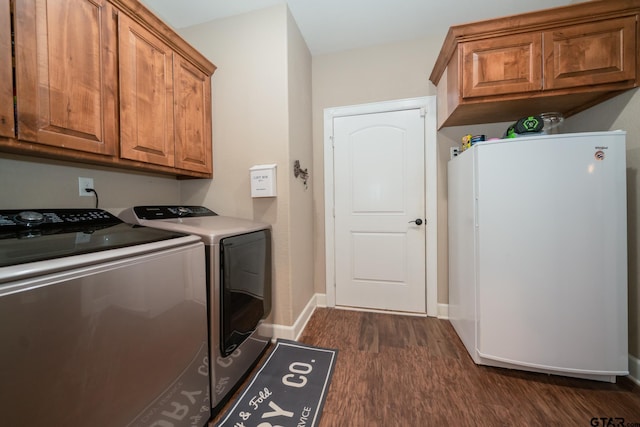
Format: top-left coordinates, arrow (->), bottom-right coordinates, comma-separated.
250,164 -> 277,197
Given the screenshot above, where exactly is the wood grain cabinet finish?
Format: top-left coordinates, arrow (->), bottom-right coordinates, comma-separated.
430,0 -> 640,129
544,17 -> 637,90
0,0 -> 14,138
13,0 -> 118,155
116,3 -> 215,175
118,16 -> 213,174
1,0 -> 216,178
174,57 -> 212,174
118,13 -> 175,168
462,33 -> 543,98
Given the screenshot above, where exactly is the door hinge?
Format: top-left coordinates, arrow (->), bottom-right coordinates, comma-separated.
420,107 -> 427,117
330,135 -> 335,148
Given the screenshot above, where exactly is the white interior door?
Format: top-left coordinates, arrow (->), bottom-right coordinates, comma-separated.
332,108 -> 425,313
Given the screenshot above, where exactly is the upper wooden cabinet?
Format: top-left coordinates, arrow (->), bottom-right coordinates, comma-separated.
173,56 -> 212,174
430,0 -> 640,129
118,13 -> 213,174
118,12 -> 175,168
1,0 -> 216,178
543,17 -> 637,90
0,0 -> 14,138
461,32 -> 543,99
14,0 -> 119,155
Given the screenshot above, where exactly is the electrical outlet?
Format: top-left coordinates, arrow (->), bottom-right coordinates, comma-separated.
450,147 -> 460,160
78,177 -> 94,196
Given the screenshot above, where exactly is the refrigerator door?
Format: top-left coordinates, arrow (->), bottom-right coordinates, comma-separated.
474,132 -> 628,375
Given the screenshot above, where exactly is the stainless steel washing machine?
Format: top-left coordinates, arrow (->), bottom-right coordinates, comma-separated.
120,206 -> 272,412
0,208 -> 211,426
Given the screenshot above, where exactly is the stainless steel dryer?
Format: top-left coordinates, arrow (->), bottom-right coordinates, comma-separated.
120,206 -> 272,411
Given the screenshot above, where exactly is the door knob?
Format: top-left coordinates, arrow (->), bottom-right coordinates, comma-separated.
409,218 -> 423,225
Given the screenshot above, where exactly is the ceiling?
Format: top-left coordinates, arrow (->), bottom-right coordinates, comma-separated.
140,0 -> 583,55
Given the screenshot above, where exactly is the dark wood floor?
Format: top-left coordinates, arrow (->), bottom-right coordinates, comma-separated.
211,307 -> 640,426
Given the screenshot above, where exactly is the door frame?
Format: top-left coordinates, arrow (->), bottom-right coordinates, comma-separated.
323,96 -> 438,317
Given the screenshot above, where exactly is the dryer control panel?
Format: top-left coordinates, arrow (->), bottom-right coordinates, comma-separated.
131,206 -> 218,220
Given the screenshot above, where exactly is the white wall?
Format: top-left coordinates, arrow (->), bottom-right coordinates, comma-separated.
286,8 -> 315,320
179,7 -> 289,219
0,153 -> 180,212
179,4 -> 314,327
311,36 -> 446,303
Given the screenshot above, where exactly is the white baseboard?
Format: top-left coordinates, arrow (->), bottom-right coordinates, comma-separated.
333,306 -> 427,317
264,293 -> 326,341
629,354 -> 640,386
437,303 -> 449,319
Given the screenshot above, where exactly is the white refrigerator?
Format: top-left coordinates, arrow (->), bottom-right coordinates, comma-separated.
448,131 -> 628,382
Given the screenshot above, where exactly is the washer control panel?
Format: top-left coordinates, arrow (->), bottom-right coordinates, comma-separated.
0,209 -> 119,230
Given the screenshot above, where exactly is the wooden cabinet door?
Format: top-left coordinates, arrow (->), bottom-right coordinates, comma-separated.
173,57 -> 212,174
462,32 -> 543,98
13,0 -> 118,155
0,0 -> 14,138
544,17 -> 636,90
118,13 -> 175,167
